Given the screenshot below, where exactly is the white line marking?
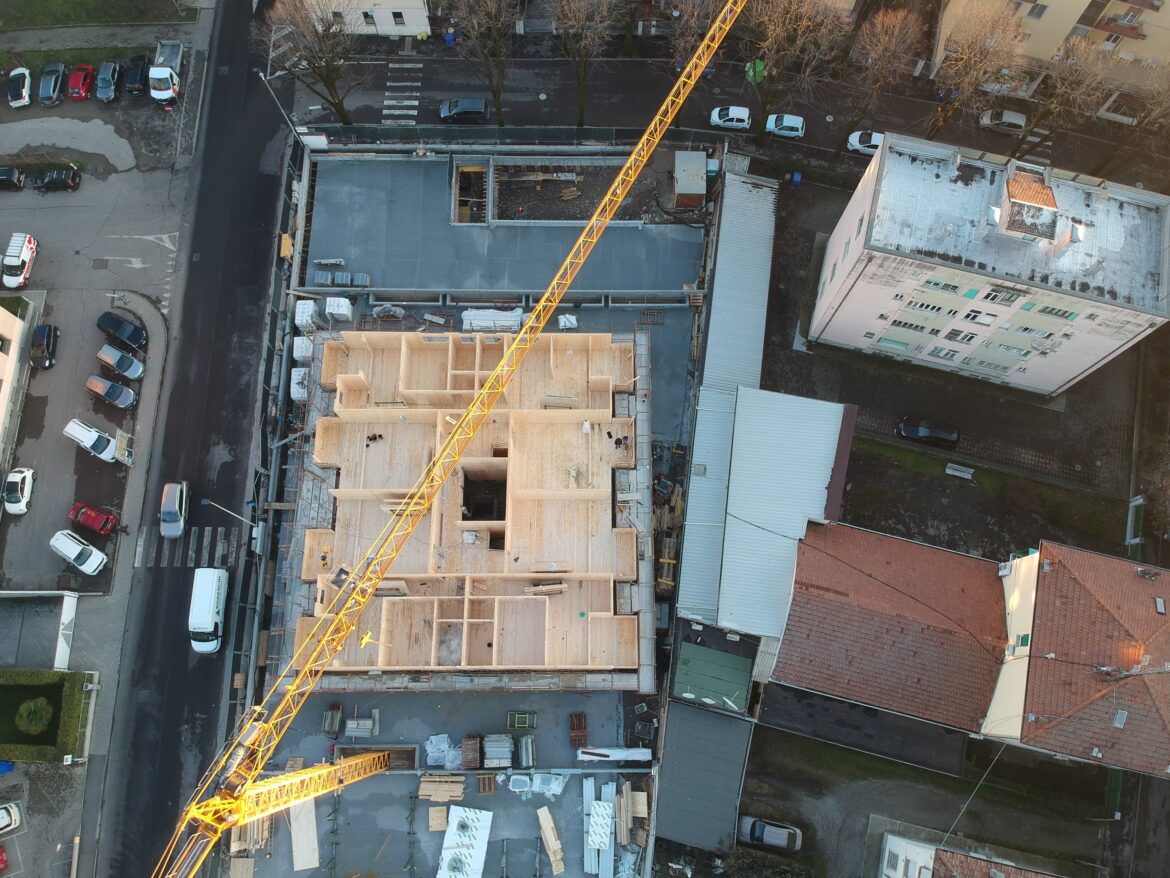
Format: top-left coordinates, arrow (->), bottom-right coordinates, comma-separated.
200,529 -> 212,567
384,82 -> 421,87
159,538 -> 172,567
387,62 -> 423,68
382,109 -> 417,116
214,527 -> 227,567
383,100 -> 419,107
134,526 -> 147,567
187,529 -> 199,566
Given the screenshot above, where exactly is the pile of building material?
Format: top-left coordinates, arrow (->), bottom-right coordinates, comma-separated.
426,734 -> 462,770
582,777 -> 651,876
569,713 -> 588,747
428,806 -> 448,832
418,774 -> 465,802
437,807 -> 493,878
462,735 -> 482,769
483,733 -> 514,768
537,806 -> 566,875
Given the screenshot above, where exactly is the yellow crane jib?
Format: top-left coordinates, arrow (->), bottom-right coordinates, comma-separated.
152,1 -> 748,875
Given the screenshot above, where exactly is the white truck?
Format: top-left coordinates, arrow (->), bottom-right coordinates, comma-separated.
149,39 -> 184,109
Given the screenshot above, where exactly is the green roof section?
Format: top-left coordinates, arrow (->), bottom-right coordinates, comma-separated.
672,641 -> 752,713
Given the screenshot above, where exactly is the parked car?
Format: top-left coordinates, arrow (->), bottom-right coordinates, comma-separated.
159,480 -> 189,539
896,416 -> 960,449
765,113 -> 805,139
39,62 -> 66,106
29,324 -> 59,369
68,63 -> 96,100
709,105 -> 751,130
7,68 -> 31,108
0,167 -> 25,192
438,97 -> 490,123
979,109 -> 1026,134
85,374 -> 137,409
124,54 -> 150,96
63,418 -> 119,462
2,233 -> 37,290
95,61 -> 122,102
49,530 -> 108,575
737,816 -> 802,852
96,344 -> 145,380
847,130 -> 884,156
0,803 -> 20,836
97,310 -> 148,349
3,468 -> 34,515
33,168 -> 82,192
69,501 -> 118,536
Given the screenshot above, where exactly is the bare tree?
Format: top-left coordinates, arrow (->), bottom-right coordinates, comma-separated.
555,0 -> 620,127
448,0 -> 520,124
851,11 -> 923,123
740,0 -> 851,137
929,0 -> 1027,139
665,0 -> 722,68
252,0 -> 364,125
1092,70 -> 1170,178
1010,38 -> 1117,160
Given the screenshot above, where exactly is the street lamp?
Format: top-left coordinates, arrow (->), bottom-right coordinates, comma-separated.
200,497 -> 255,527
257,71 -> 305,146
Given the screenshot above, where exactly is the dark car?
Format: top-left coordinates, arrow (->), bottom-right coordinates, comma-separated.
0,168 -> 25,192
124,55 -> 149,95
29,324 -> 59,369
68,63 -> 96,100
97,310 -> 148,349
439,97 -> 490,123
32,168 -> 81,192
95,61 -> 122,102
39,62 -> 66,106
895,416 -> 960,449
69,501 -> 118,536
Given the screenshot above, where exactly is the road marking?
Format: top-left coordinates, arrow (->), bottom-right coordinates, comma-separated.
228,528 -> 240,565
383,100 -> 419,107
159,538 -> 172,567
187,529 -> 200,566
214,527 -> 227,567
382,109 -> 417,116
134,526 -> 147,567
387,62 -> 423,68
200,529 -> 212,567
385,82 -> 420,88
172,536 -> 186,567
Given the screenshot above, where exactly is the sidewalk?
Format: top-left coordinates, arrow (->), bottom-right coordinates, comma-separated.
3,0 -> 213,53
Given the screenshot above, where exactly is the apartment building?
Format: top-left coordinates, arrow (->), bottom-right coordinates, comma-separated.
809,134 -> 1170,396
333,0 -> 430,36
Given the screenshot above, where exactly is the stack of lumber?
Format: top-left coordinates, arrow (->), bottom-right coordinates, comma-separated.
417,773 -> 465,802
613,782 -> 634,846
483,733 -> 514,768
462,735 -> 482,769
537,806 -> 566,875
569,713 -> 588,748
477,773 -> 497,794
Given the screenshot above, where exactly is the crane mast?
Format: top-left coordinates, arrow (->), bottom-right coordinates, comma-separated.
153,2 -> 749,874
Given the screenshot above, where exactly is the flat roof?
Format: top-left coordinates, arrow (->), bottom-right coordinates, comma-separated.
0,593 -> 72,670
671,641 -> 752,713
871,135 -> 1170,314
655,702 -> 752,853
306,158 -> 705,295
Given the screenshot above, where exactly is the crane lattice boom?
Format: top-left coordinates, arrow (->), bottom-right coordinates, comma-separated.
152,2 -> 748,874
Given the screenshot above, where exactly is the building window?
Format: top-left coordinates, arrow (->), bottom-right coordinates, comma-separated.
929,347 -> 960,360
1027,2 -> 1047,18
908,300 -> 942,313
843,238 -> 851,261
893,293 -> 905,300
830,261 -> 837,281
863,331 -> 876,339
890,319 -> 926,332
856,216 -> 864,237
363,11 -> 375,24
924,280 -> 960,292
1016,326 -> 1053,338
983,287 -> 1022,304
1038,305 -> 1076,319
997,344 -> 1030,356
928,328 -> 941,336
945,329 -> 976,343
393,11 -> 406,25
877,337 -> 910,350
963,309 -> 997,326
946,308 -> 958,317
333,11 -> 344,22
976,360 -> 1011,373
0,335 -> 8,354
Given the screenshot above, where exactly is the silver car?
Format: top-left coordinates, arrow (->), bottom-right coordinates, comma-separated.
159,480 -> 189,540
96,344 -> 145,380
85,374 -> 137,409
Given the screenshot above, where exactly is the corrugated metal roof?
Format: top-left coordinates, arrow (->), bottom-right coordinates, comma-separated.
676,387 -> 737,624
703,172 -> 779,393
655,702 -> 753,853
717,388 -> 848,638
672,641 -> 752,712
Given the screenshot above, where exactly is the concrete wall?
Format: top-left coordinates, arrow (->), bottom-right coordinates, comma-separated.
982,552 -> 1039,742
0,303 -> 29,467
336,0 -> 431,36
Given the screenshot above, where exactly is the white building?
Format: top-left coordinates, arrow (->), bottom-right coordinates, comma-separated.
810,134 -> 1170,397
336,0 -> 430,37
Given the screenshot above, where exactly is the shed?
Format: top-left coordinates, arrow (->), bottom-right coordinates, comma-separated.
673,151 -> 707,209
655,702 -> 753,853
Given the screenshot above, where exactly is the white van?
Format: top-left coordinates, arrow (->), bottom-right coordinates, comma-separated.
63,418 -> 118,462
2,232 -> 37,289
188,567 -> 228,654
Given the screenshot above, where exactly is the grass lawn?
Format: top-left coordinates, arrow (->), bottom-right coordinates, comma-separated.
2,0 -> 196,29
1,47 -> 145,74
0,669 -> 86,762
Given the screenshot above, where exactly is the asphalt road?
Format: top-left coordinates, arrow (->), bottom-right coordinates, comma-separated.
92,0 -> 282,873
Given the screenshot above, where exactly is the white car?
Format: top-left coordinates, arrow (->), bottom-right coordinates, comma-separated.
979,109 -> 1027,134
846,130 -> 884,156
765,113 -> 805,139
3,467 -> 34,515
0,802 -> 20,835
50,530 -> 109,575
709,106 -> 751,130
7,68 -> 31,109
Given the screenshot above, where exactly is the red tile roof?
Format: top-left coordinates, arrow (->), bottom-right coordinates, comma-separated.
1007,170 -> 1057,209
933,849 -> 1060,878
775,523 -> 1006,731
1022,542 -> 1170,775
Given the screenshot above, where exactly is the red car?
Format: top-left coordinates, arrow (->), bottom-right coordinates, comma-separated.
69,501 -> 118,536
67,64 -> 96,100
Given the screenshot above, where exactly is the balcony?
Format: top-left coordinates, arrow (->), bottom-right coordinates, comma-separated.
1124,0 -> 1162,11
1093,16 -> 1147,37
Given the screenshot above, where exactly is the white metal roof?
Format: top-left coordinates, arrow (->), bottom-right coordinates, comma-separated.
703,172 -> 779,392
436,807 -> 493,878
717,388 -> 848,638
676,387 -> 737,624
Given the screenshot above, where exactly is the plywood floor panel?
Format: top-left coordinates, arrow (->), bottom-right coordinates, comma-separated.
545,582 -> 593,666
496,599 -> 546,666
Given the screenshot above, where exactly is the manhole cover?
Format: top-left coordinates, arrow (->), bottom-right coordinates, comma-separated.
92,258 -> 109,269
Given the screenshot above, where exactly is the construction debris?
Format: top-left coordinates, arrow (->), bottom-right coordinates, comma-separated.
426,734 -> 462,770
428,806 -> 448,832
631,791 -> 649,819
537,806 -> 566,875
418,773 -> 465,802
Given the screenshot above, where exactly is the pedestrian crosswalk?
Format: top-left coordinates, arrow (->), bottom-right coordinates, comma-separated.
384,61 -> 423,124
133,525 -> 246,570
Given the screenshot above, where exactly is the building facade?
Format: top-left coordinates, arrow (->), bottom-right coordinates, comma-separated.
335,0 -> 430,37
809,135 -> 1170,396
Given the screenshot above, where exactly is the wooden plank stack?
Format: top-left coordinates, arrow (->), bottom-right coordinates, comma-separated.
537,806 -> 566,875
477,773 -> 497,794
417,773 -> 465,802
461,735 -> 482,769
613,782 -> 634,846
569,713 -> 588,748
428,806 -> 447,832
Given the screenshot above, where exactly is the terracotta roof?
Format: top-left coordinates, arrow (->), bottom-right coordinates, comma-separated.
774,523 -> 1006,731
933,849 -> 1061,878
1007,170 -> 1057,209
1022,542 -> 1170,775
